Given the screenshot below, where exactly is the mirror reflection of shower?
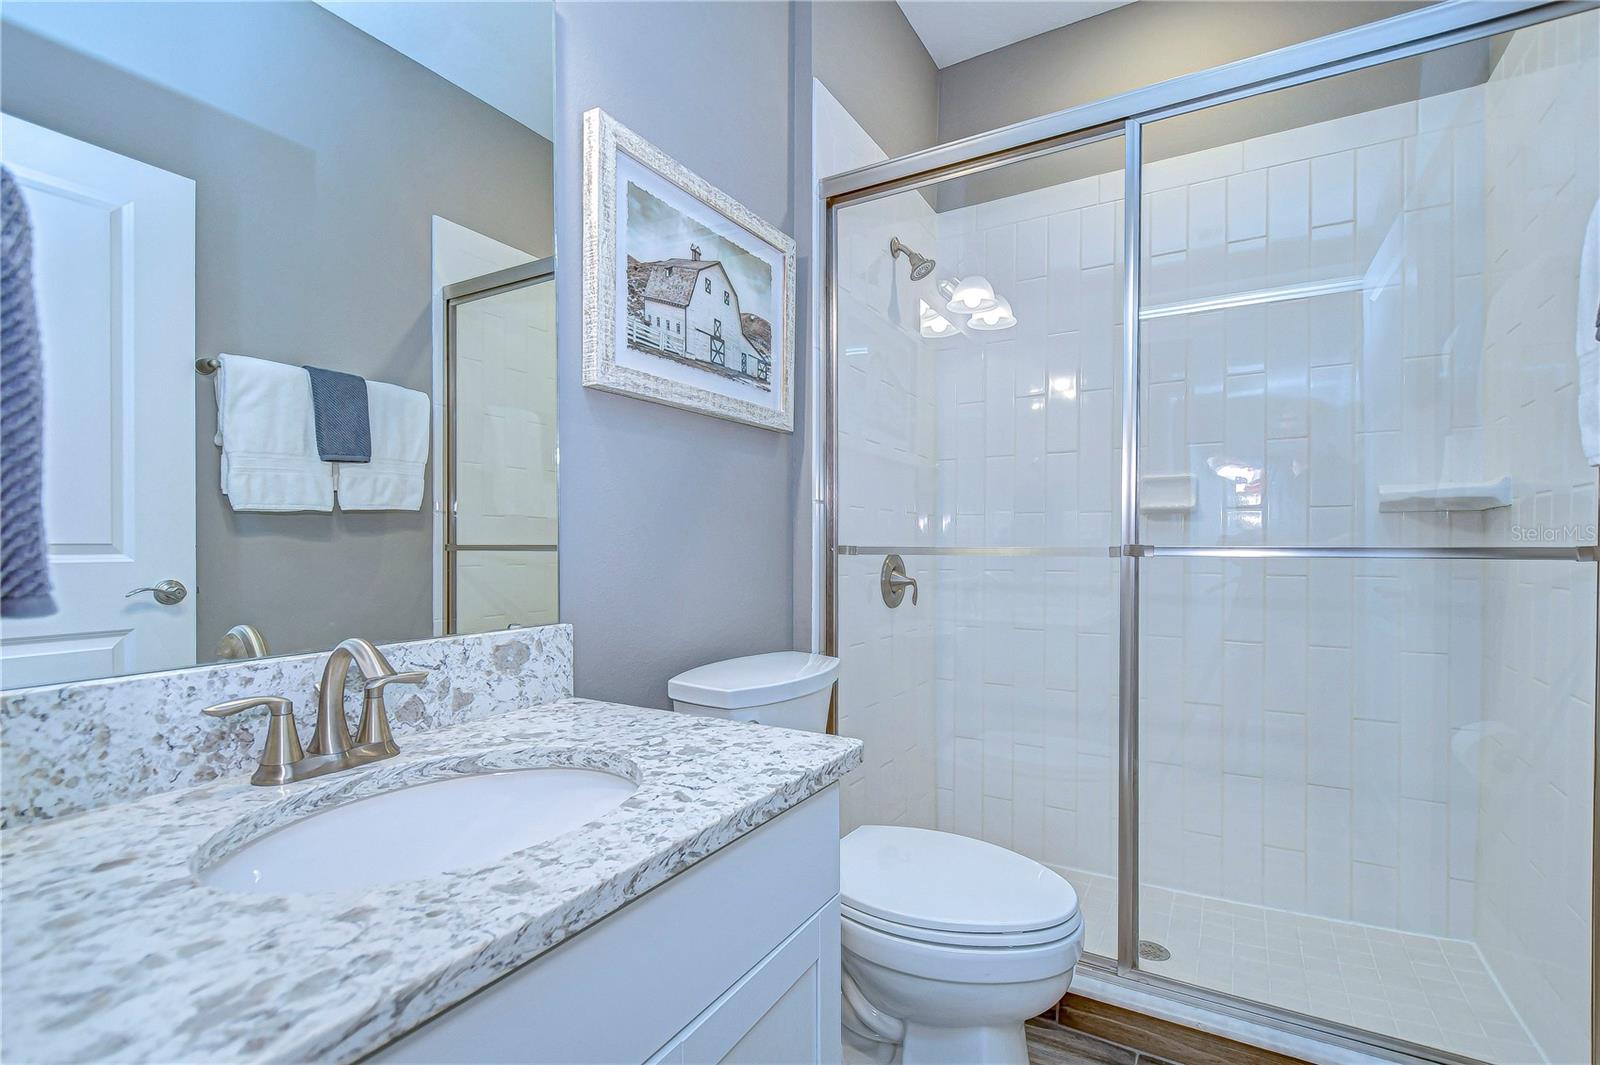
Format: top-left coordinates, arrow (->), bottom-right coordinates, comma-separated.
888,235 -> 935,280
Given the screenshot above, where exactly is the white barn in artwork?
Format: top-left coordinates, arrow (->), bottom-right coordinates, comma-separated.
637,246 -> 770,384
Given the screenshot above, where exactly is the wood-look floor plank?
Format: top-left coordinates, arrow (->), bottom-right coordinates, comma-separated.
1051,995 -> 1309,1065
1027,1018 -> 1140,1065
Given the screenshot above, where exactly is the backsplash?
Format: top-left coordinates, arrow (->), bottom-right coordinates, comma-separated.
0,624 -> 573,828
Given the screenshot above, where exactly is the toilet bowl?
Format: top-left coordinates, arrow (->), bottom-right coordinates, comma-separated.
668,653 -> 1085,1065
838,825 -> 1083,1065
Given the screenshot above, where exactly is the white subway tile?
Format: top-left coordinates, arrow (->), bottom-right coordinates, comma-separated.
1016,219 -> 1048,280
1307,785 -> 1353,918
1397,798 -> 1448,935
1311,152 -> 1356,227
1227,170 -> 1268,242
1223,774 -> 1265,903
1047,211 -> 1081,276
1351,860 -> 1399,927
1264,845 -> 1308,912
1080,202 -> 1116,269
1351,719 -> 1400,866
1150,187 -> 1189,257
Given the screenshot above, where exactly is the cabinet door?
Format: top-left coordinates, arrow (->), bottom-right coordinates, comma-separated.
653,898 -> 841,1065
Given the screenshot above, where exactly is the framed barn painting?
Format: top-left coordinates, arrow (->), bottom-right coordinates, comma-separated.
582,108 -> 795,432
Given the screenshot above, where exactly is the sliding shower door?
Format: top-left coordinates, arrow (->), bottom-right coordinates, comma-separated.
830,136 -> 1129,961
828,5 -> 1599,1062
1132,13 -> 1597,1063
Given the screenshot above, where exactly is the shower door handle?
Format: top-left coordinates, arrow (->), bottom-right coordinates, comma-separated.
880,554 -> 918,607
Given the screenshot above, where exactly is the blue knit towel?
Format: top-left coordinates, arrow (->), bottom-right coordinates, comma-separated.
1,167 -> 55,618
302,365 -> 371,463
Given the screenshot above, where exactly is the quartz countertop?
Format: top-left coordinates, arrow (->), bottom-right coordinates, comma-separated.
0,698 -> 862,1064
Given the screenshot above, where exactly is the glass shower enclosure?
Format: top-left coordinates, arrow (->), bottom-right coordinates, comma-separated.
822,5 -> 1598,1063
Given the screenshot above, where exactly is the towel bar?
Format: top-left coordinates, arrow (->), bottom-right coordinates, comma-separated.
196,357 -> 220,375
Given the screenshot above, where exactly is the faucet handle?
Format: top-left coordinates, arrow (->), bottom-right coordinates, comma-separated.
364,669 -> 428,692
354,669 -> 428,753
200,696 -> 306,787
201,694 -> 293,718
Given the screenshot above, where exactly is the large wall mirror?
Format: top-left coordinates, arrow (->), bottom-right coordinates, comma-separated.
0,1 -> 557,688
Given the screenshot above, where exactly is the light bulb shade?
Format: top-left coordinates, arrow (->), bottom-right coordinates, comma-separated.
918,299 -> 957,338
945,275 -> 998,314
967,296 -> 1016,331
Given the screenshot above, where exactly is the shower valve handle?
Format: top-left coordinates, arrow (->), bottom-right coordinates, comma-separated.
880,554 -> 918,608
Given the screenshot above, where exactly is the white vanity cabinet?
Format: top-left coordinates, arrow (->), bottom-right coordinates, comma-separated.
372,787 -> 842,1065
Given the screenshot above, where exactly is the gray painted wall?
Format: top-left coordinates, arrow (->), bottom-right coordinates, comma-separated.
937,1 -> 1423,142
552,1 -> 803,709
1,3 -> 553,662
810,1 -> 939,160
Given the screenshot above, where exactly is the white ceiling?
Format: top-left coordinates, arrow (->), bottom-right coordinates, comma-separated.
896,0 -> 1135,68
317,1 -> 554,142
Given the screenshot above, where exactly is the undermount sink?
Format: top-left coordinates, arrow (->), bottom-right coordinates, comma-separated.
198,768 -> 638,894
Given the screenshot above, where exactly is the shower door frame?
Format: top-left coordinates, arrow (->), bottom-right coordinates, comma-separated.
441,256 -> 558,633
819,3 -> 1600,1062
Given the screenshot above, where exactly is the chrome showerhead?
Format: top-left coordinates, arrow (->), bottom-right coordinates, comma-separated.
889,236 -> 936,281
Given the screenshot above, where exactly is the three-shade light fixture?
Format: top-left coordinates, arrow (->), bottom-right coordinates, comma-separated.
935,275 -> 1016,334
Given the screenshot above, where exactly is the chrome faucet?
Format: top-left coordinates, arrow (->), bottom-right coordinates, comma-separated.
200,637 -> 427,787
310,638 -> 425,758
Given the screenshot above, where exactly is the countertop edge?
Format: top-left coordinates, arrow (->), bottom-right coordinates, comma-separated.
304,740 -> 861,1063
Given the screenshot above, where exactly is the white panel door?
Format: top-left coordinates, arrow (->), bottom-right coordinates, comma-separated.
0,115 -> 196,688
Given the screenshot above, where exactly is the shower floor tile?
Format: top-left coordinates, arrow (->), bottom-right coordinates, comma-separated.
1058,868 -> 1545,1064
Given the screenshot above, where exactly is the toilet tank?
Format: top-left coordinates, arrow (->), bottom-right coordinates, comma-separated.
668,652 -> 840,733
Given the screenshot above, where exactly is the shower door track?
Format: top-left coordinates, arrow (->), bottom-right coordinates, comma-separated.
820,3 -> 1600,1063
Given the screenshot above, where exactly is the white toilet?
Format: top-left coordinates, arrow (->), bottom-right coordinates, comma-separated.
669,652 -> 1085,1065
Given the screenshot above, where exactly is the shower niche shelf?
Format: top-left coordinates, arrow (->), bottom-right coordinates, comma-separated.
1376,476 -> 1512,512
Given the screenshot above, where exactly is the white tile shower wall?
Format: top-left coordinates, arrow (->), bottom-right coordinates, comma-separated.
820,83 -> 940,835
1476,15 -> 1600,1063
929,165 -> 1127,884
924,86 -> 1531,939
1140,556 -> 1483,938
1138,89 -> 1496,550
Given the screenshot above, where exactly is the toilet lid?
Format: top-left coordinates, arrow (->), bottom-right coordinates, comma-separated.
667,652 -> 839,709
840,826 -> 1080,935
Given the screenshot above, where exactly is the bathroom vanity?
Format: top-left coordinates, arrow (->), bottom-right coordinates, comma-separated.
0,697 -> 861,1063
377,787 -> 841,1064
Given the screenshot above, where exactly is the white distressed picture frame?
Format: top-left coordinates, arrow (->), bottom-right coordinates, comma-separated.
582,107 -> 796,432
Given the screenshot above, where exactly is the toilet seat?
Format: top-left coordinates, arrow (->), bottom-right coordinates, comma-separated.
841,902 -> 1082,948
841,907 -> 1084,985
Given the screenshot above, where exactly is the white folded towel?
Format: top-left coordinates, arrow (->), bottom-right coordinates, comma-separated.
212,353 -> 334,512
335,380 -> 430,510
1578,199 -> 1600,466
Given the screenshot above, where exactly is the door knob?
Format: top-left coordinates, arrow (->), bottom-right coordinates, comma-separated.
126,579 -> 187,606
